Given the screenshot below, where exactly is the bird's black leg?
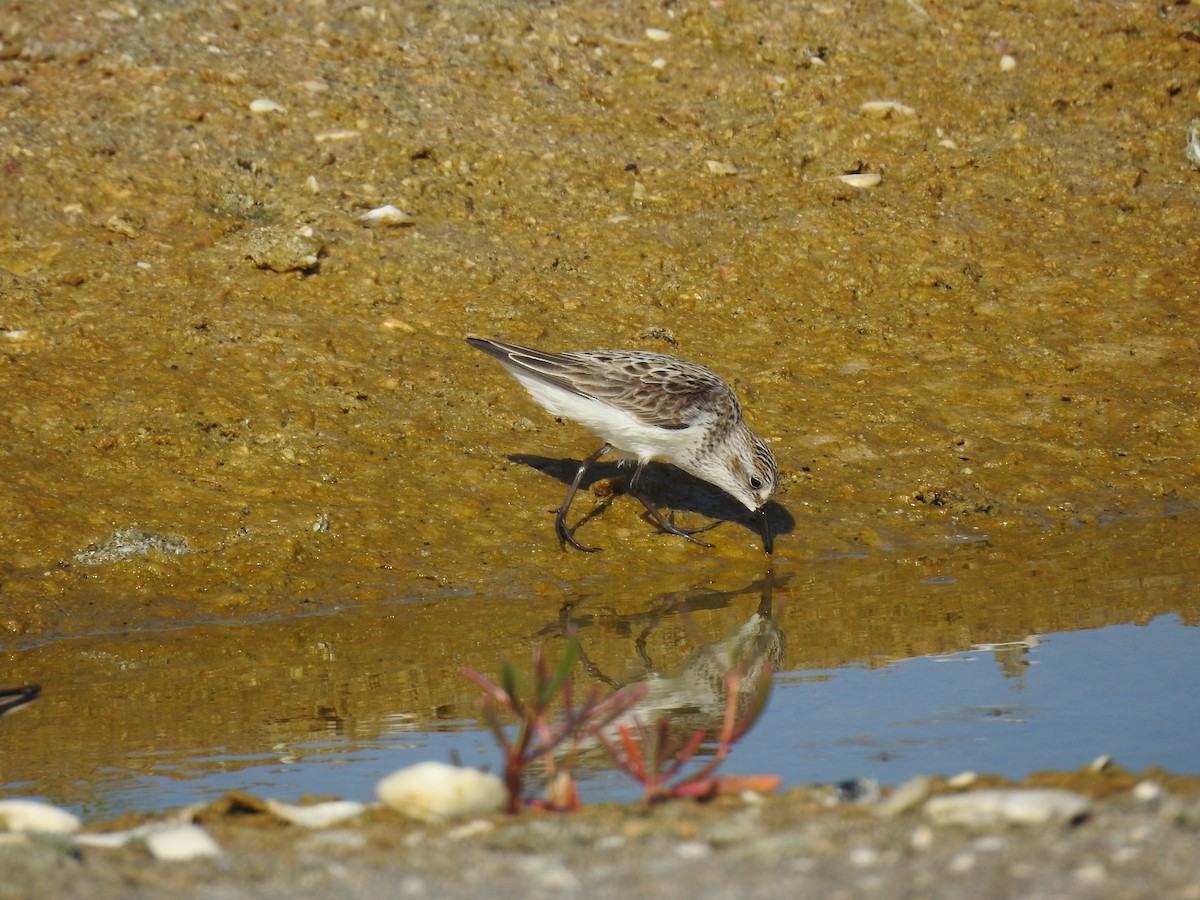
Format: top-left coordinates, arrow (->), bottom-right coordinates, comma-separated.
555,443 -> 611,552
626,461 -> 718,547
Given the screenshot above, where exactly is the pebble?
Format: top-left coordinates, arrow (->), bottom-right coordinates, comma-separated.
314,130 -> 361,143
249,98 -> 286,114
264,799 -> 366,828
594,834 -> 625,851
877,775 -> 933,818
836,173 -> 881,189
924,789 -> 1091,828
446,820 -> 495,841
1074,861 -> 1108,886
859,100 -> 916,119
999,54 -> 1017,72
849,845 -> 880,867
1132,780 -> 1164,802
0,800 -> 80,835
299,829 -> 368,851
1088,754 -> 1115,773
674,841 -> 713,860
1185,118 -> 1200,169
357,204 -> 415,227
514,855 -> 581,891
245,227 -> 322,273
644,28 -> 671,42
949,849 -> 976,873
910,825 -> 934,850
143,824 -> 222,861
705,160 -> 739,176
376,762 -> 506,823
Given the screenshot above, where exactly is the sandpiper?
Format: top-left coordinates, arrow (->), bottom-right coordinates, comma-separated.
467,338 -> 778,553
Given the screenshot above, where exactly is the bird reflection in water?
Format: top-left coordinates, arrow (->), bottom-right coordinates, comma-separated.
553,570 -> 786,766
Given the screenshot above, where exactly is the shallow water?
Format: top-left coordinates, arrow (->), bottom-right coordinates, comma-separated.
2,513 -> 1196,819
2,0 -> 1199,825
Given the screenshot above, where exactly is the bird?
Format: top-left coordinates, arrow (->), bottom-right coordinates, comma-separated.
466,337 -> 778,552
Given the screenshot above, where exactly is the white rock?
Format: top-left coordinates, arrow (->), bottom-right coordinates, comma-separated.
143,824 -> 222,861
999,54 -> 1017,72
1132,780 -> 1164,802
249,98 -> 286,114
1185,119 -> 1200,169
859,100 -> 916,119
644,28 -> 671,42
705,160 -> 739,176
924,789 -> 1091,828
515,855 -> 581,891
877,775 -> 933,818
314,130 -> 362,143
0,800 -> 81,835
836,173 -> 881,189
909,824 -> 934,850
75,831 -> 138,849
357,204 -> 414,226
674,841 -> 712,860
446,819 -> 495,840
264,799 -> 366,828
376,762 -> 506,823
1087,754 -> 1114,773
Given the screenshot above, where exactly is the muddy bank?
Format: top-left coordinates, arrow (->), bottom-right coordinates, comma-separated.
2,0 -> 1200,892
2,0 -> 1198,631
2,772 -> 1200,899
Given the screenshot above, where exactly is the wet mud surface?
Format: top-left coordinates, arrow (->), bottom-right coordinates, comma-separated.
2,0 -> 1200,892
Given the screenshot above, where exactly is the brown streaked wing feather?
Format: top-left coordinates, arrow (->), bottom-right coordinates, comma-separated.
566,351 -> 738,429
470,340 -> 740,429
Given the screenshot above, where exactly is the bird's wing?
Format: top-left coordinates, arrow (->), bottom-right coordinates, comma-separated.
470,340 -> 735,429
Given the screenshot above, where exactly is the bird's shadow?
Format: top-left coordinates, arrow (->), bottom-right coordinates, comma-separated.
508,453 -> 794,544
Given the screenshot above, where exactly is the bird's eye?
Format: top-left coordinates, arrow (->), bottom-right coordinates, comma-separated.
749,475 -> 763,490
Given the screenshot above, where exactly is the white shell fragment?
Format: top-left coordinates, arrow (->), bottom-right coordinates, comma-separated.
1186,118 -> 1200,170
75,831 -> 137,849
143,824 -> 222,861
264,799 -> 366,828
0,800 -> 81,835
314,130 -> 362,143
837,173 -> 882,189
249,98 -> 286,114
924,789 -> 1092,828
1132,780 -> 1164,802
644,28 -> 671,42
376,762 -> 506,823
999,54 -> 1017,72
876,775 -> 933,818
357,204 -> 415,227
859,100 -> 916,119
705,160 -> 739,176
